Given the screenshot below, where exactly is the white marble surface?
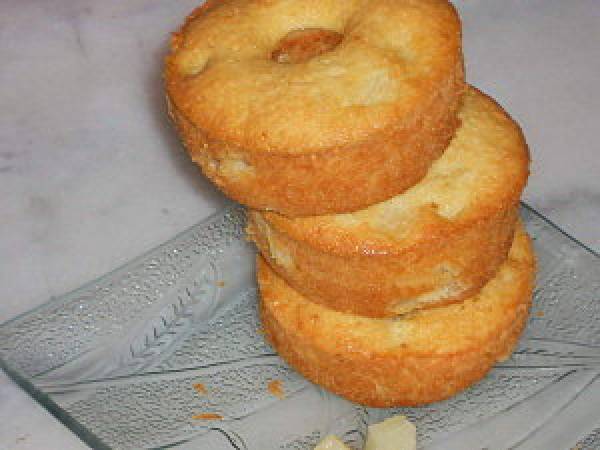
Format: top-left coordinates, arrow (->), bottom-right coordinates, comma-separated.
0,0 -> 598,448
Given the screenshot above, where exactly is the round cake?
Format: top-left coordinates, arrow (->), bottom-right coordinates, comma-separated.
165,0 -> 464,216
249,87 -> 530,317
259,224 -> 535,407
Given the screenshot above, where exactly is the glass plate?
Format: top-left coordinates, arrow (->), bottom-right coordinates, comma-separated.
1,204 -> 599,450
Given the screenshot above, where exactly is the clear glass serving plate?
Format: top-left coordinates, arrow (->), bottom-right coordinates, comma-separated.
1,204 -> 599,450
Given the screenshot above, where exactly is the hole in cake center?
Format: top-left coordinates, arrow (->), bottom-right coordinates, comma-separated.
272,28 -> 343,64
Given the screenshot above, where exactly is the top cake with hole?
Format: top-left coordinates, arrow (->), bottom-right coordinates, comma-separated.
165,0 -> 465,216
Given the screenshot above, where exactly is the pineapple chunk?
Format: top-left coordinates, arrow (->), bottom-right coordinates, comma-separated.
314,435 -> 352,450
365,415 -> 416,450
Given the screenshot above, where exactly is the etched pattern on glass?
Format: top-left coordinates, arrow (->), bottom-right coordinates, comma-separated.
576,427 -> 600,450
0,205 -> 598,450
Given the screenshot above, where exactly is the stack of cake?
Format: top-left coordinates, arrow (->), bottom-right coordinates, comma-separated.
165,0 -> 535,407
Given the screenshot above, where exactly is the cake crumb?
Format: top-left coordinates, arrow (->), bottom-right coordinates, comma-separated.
193,382 -> 207,395
535,310 -> 544,317
192,413 -> 223,420
268,379 -> 285,398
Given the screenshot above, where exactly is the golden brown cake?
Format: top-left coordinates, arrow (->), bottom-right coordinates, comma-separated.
259,224 -> 535,407
249,87 -> 530,317
165,0 -> 464,216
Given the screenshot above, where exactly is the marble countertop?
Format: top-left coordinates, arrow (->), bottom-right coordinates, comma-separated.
1,0 -> 598,448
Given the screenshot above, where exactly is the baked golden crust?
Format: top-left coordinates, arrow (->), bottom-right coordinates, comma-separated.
252,87 -> 530,316
249,206 -> 518,316
258,224 -> 536,407
165,0 -> 464,216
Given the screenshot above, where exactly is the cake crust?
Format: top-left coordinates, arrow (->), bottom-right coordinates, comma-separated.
165,0 -> 464,216
258,225 -> 536,407
251,88 -> 530,316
